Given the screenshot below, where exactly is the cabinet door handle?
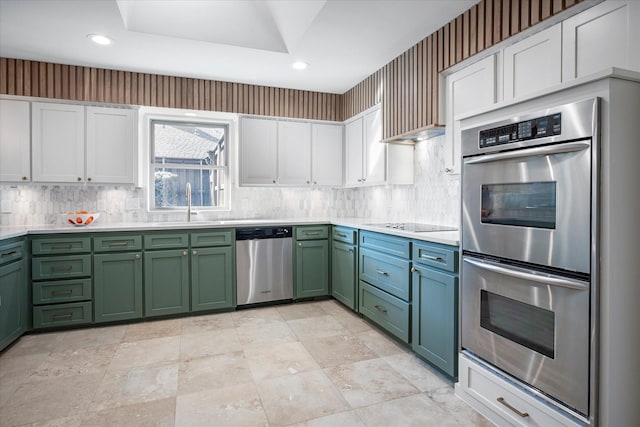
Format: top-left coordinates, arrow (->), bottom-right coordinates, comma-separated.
52,289 -> 73,296
496,397 -> 529,418
22,176 -> 28,181
1,250 -> 17,257
52,313 -> 73,320
51,243 -> 73,249
420,253 -> 444,262
375,269 -> 388,276
444,167 -> 453,173
306,180 -> 310,184
348,248 -> 354,253
87,177 -> 92,182
298,242 -> 303,247
51,265 -> 73,272
135,254 -> 141,260
77,177 -> 82,181
183,251 -> 188,256
411,267 -> 418,273
374,305 -> 387,314
192,250 -> 198,255
108,241 -> 129,247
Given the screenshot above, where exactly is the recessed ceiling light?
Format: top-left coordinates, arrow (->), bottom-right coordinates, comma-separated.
291,61 -> 309,70
87,34 -> 112,46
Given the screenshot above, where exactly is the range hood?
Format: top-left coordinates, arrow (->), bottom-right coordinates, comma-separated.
381,124 -> 445,145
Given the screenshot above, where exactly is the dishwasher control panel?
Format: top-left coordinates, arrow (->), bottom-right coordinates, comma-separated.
236,226 -> 292,240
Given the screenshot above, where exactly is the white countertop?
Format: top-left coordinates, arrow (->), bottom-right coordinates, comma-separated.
1,218 -> 460,246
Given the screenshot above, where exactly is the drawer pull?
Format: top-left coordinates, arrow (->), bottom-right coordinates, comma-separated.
1,250 -> 17,257
108,241 -> 129,247
51,265 -> 73,272
336,233 -> 347,238
374,305 -> 388,314
52,289 -> 73,296
420,253 -> 445,262
51,243 -> 73,249
305,231 -> 321,235
348,248 -> 354,253
497,397 -> 529,418
375,269 -> 389,276
52,313 -> 73,320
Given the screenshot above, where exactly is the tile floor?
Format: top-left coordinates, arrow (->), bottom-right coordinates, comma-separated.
0,300 -> 491,427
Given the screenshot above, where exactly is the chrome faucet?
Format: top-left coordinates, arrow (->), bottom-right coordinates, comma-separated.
186,182 -> 192,222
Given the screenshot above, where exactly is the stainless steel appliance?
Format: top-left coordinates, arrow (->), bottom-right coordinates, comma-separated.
236,226 -> 293,306
460,98 -> 598,418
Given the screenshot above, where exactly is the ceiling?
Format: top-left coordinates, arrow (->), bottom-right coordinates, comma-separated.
0,0 -> 478,94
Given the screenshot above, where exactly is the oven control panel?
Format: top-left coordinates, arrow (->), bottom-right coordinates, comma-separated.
479,112 -> 561,148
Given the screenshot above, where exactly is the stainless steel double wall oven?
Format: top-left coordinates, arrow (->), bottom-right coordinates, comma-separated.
461,98 -> 598,420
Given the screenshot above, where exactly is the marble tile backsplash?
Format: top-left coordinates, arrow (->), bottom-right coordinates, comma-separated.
0,136 -> 459,227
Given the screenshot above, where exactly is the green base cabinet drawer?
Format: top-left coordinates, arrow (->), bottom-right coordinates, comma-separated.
360,231 -> 410,259
191,230 -> 233,248
94,234 -> 142,252
360,248 -> 410,301
0,240 -> 25,266
359,281 -> 410,343
33,301 -> 93,328
412,241 -> 458,273
31,236 -> 91,255
295,225 -> 329,240
412,265 -> 458,378
33,278 -> 92,304
332,226 -> 357,245
144,233 -> 189,250
32,254 -> 92,280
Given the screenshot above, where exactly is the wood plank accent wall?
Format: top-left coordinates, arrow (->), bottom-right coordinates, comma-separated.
0,58 -> 343,122
343,0 -> 582,139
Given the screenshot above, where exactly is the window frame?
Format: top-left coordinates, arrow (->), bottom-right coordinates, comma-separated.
147,116 -> 232,212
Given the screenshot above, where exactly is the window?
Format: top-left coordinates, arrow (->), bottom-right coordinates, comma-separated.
150,120 -> 228,210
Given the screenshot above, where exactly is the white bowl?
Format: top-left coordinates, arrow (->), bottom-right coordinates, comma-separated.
65,212 -> 100,226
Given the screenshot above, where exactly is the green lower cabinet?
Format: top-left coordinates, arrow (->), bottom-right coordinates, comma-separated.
191,246 -> 234,312
295,239 -> 329,299
0,259 -> 27,351
331,241 -> 357,310
411,265 -> 458,378
144,249 -> 190,317
94,252 -> 143,323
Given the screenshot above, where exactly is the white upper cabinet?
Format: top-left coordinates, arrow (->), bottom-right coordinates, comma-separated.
32,102 -> 137,184
277,121 -> 311,185
345,105 -> 387,186
363,107 -> 385,185
86,106 -> 136,184
444,55 -> 497,174
503,24 -> 562,101
240,117 -> 278,185
563,0 -> 640,80
32,102 -> 85,183
311,123 -> 343,186
0,99 -> 30,182
344,116 -> 364,186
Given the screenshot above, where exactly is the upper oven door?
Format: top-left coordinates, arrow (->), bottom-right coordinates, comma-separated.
462,140 -> 591,273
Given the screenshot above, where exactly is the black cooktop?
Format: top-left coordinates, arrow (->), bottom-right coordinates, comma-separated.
366,223 -> 458,232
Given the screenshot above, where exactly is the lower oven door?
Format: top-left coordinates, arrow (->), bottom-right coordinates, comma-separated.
462,139 -> 591,273
461,255 -> 590,415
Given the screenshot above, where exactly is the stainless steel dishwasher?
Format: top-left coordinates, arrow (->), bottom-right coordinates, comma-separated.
235,226 -> 293,306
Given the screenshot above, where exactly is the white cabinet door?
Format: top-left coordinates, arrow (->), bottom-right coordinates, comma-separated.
363,106 -> 385,185
563,0 -> 640,80
344,117 -> 364,186
86,106 -> 136,184
0,99 -> 30,182
311,123 -> 343,186
277,121 -> 311,185
32,102 -> 85,183
503,24 -> 562,101
444,55 -> 497,174
240,117 -> 278,185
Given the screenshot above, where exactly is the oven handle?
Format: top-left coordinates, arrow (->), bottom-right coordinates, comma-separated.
463,257 -> 589,290
463,141 -> 590,164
